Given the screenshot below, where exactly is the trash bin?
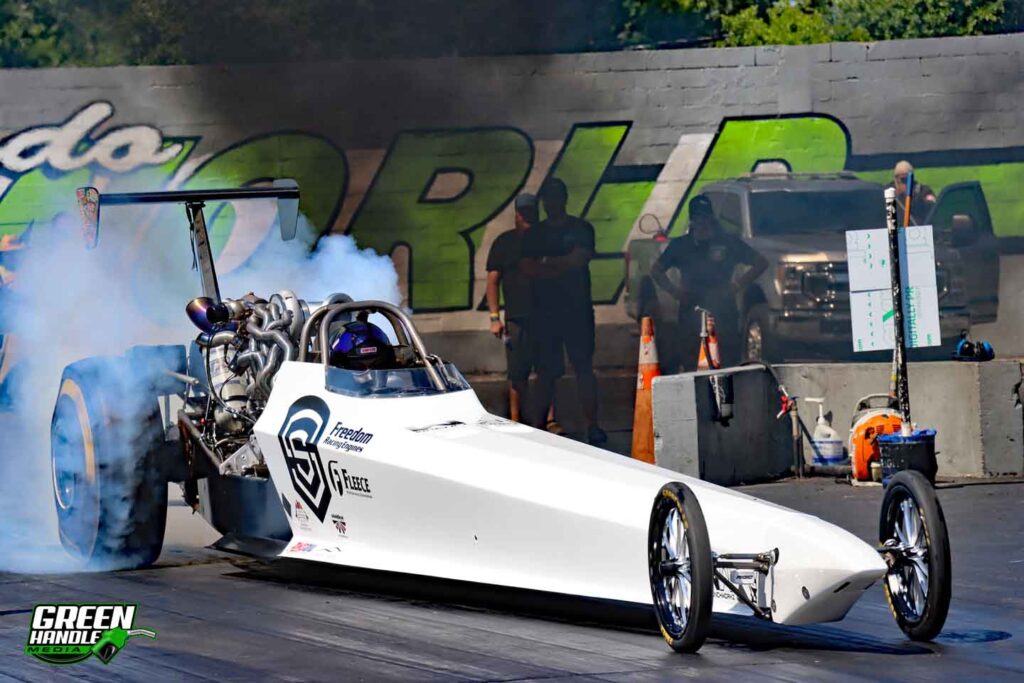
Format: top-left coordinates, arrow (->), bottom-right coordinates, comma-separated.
878,429 -> 937,485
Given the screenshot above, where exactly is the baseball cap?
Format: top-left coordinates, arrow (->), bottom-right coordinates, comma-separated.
514,193 -> 537,212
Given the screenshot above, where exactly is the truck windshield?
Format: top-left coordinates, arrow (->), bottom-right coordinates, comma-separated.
749,190 -> 886,236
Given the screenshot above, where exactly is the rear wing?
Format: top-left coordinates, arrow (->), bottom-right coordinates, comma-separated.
75,179 -> 300,302
75,179 -> 300,249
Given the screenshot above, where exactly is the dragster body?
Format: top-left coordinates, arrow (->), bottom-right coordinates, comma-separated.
52,181 -> 949,654
255,360 -> 885,626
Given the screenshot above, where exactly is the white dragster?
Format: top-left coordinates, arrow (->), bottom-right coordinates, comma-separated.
50,184 -> 951,653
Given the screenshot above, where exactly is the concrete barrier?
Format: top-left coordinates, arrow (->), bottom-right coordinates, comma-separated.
651,367 -> 793,485
652,361 -> 1023,484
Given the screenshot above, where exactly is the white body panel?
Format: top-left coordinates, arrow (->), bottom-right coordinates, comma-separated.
254,361 -> 886,626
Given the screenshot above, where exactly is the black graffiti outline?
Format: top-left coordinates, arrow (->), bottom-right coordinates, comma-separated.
0,100 -> 192,180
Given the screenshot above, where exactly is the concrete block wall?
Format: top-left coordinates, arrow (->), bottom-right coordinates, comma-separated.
1,35 -> 1023,377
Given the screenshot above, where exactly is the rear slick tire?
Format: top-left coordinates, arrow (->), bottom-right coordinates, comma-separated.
648,482 -> 713,653
51,357 -> 168,570
879,470 -> 951,641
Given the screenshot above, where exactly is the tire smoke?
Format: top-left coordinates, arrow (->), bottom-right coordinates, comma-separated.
0,201 -> 399,572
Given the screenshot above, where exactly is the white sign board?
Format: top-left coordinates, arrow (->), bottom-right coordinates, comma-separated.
846,226 -> 941,352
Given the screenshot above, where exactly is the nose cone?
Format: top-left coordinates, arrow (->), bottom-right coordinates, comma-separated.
773,513 -> 887,625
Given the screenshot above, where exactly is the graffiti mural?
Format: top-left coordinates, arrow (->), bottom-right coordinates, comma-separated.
1,101 -> 1023,325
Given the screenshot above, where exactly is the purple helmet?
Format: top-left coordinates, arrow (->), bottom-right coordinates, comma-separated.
329,320 -> 396,370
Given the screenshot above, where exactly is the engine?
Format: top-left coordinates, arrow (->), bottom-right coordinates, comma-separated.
182,289 -> 349,474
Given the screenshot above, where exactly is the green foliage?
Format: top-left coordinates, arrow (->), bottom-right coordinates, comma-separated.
838,0 -> 1005,41
0,1 -> 77,67
627,0 -> 1011,46
720,2 -> 843,46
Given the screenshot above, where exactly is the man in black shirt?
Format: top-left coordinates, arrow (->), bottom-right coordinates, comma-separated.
885,160 -> 937,225
486,194 -> 540,423
652,195 -> 767,369
521,178 -> 606,445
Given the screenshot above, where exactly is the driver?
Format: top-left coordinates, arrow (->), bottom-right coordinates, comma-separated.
328,320 -> 397,370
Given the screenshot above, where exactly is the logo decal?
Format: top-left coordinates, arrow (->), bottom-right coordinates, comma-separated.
25,603 -> 156,666
322,420 -> 374,454
278,395 -> 333,523
289,541 -> 317,553
328,460 -> 373,498
332,514 -> 348,536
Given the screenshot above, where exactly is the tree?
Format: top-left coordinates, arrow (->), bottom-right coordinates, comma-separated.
625,0 -> 1010,47
0,1 -> 80,67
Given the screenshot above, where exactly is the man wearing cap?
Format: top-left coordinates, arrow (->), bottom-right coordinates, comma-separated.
486,194 -> 542,424
652,194 -> 767,369
521,177 -> 606,446
886,160 -> 937,225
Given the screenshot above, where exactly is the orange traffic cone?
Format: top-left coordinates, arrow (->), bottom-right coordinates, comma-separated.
631,317 -> 661,464
697,316 -> 721,370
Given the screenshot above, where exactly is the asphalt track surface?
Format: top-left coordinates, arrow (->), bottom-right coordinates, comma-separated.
2,478 -> 1022,682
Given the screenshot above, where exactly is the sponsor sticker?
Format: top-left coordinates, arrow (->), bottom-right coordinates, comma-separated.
328,461 -> 373,498
322,420 -> 374,454
289,542 -> 317,553
25,603 -> 156,666
294,500 -> 313,531
331,514 -> 348,536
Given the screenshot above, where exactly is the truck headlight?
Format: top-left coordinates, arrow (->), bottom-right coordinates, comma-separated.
777,263 -> 802,293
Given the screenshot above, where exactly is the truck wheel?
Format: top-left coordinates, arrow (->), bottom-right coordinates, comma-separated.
879,470 -> 951,640
742,304 -> 777,363
648,482 -> 713,653
51,357 -> 168,570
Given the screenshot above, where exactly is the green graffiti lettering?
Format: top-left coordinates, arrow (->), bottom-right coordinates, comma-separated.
586,180 -> 656,303
0,168 -> 91,239
543,123 -> 656,304
349,129 -> 532,311
182,133 -> 346,256
670,116 -> 848,234
0,140 -> 195,242
546,124 -> 630,216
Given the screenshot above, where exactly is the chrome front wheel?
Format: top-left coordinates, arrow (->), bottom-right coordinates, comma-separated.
879,470 -> 951,640
648,482 -> 713,653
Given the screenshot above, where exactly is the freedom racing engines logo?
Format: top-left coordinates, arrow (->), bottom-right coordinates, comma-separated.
279,395 -> 334,523
25,603 -> 156,665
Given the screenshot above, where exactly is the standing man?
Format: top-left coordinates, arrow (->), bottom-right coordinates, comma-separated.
486,194 -> 540,424
651,195 -> 767,369
886,160 -> 937,225
522,178 -> 606,446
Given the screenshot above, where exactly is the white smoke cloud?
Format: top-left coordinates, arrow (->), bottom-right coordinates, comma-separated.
0,200 -> 399,572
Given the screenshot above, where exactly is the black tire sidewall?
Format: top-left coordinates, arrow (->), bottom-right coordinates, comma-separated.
648,482 -> 714,653
879,470 -> 951,640
742,304 -> 775,363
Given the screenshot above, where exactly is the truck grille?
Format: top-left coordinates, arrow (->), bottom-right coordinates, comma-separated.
796,262 -> 950,311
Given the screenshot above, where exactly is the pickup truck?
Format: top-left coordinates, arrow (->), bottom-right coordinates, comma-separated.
624,172 -> 999,367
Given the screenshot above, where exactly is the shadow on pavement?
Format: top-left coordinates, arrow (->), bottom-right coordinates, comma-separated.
224,556 -> 934,656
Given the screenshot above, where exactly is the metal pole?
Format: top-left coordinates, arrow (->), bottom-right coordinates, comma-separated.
884,187 -> 912,435
185,201 -> 221,303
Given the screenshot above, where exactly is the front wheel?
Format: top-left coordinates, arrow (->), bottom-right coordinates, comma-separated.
742,304 -> 777,363
879,470 -> 951,640
648,482 -> 713,653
